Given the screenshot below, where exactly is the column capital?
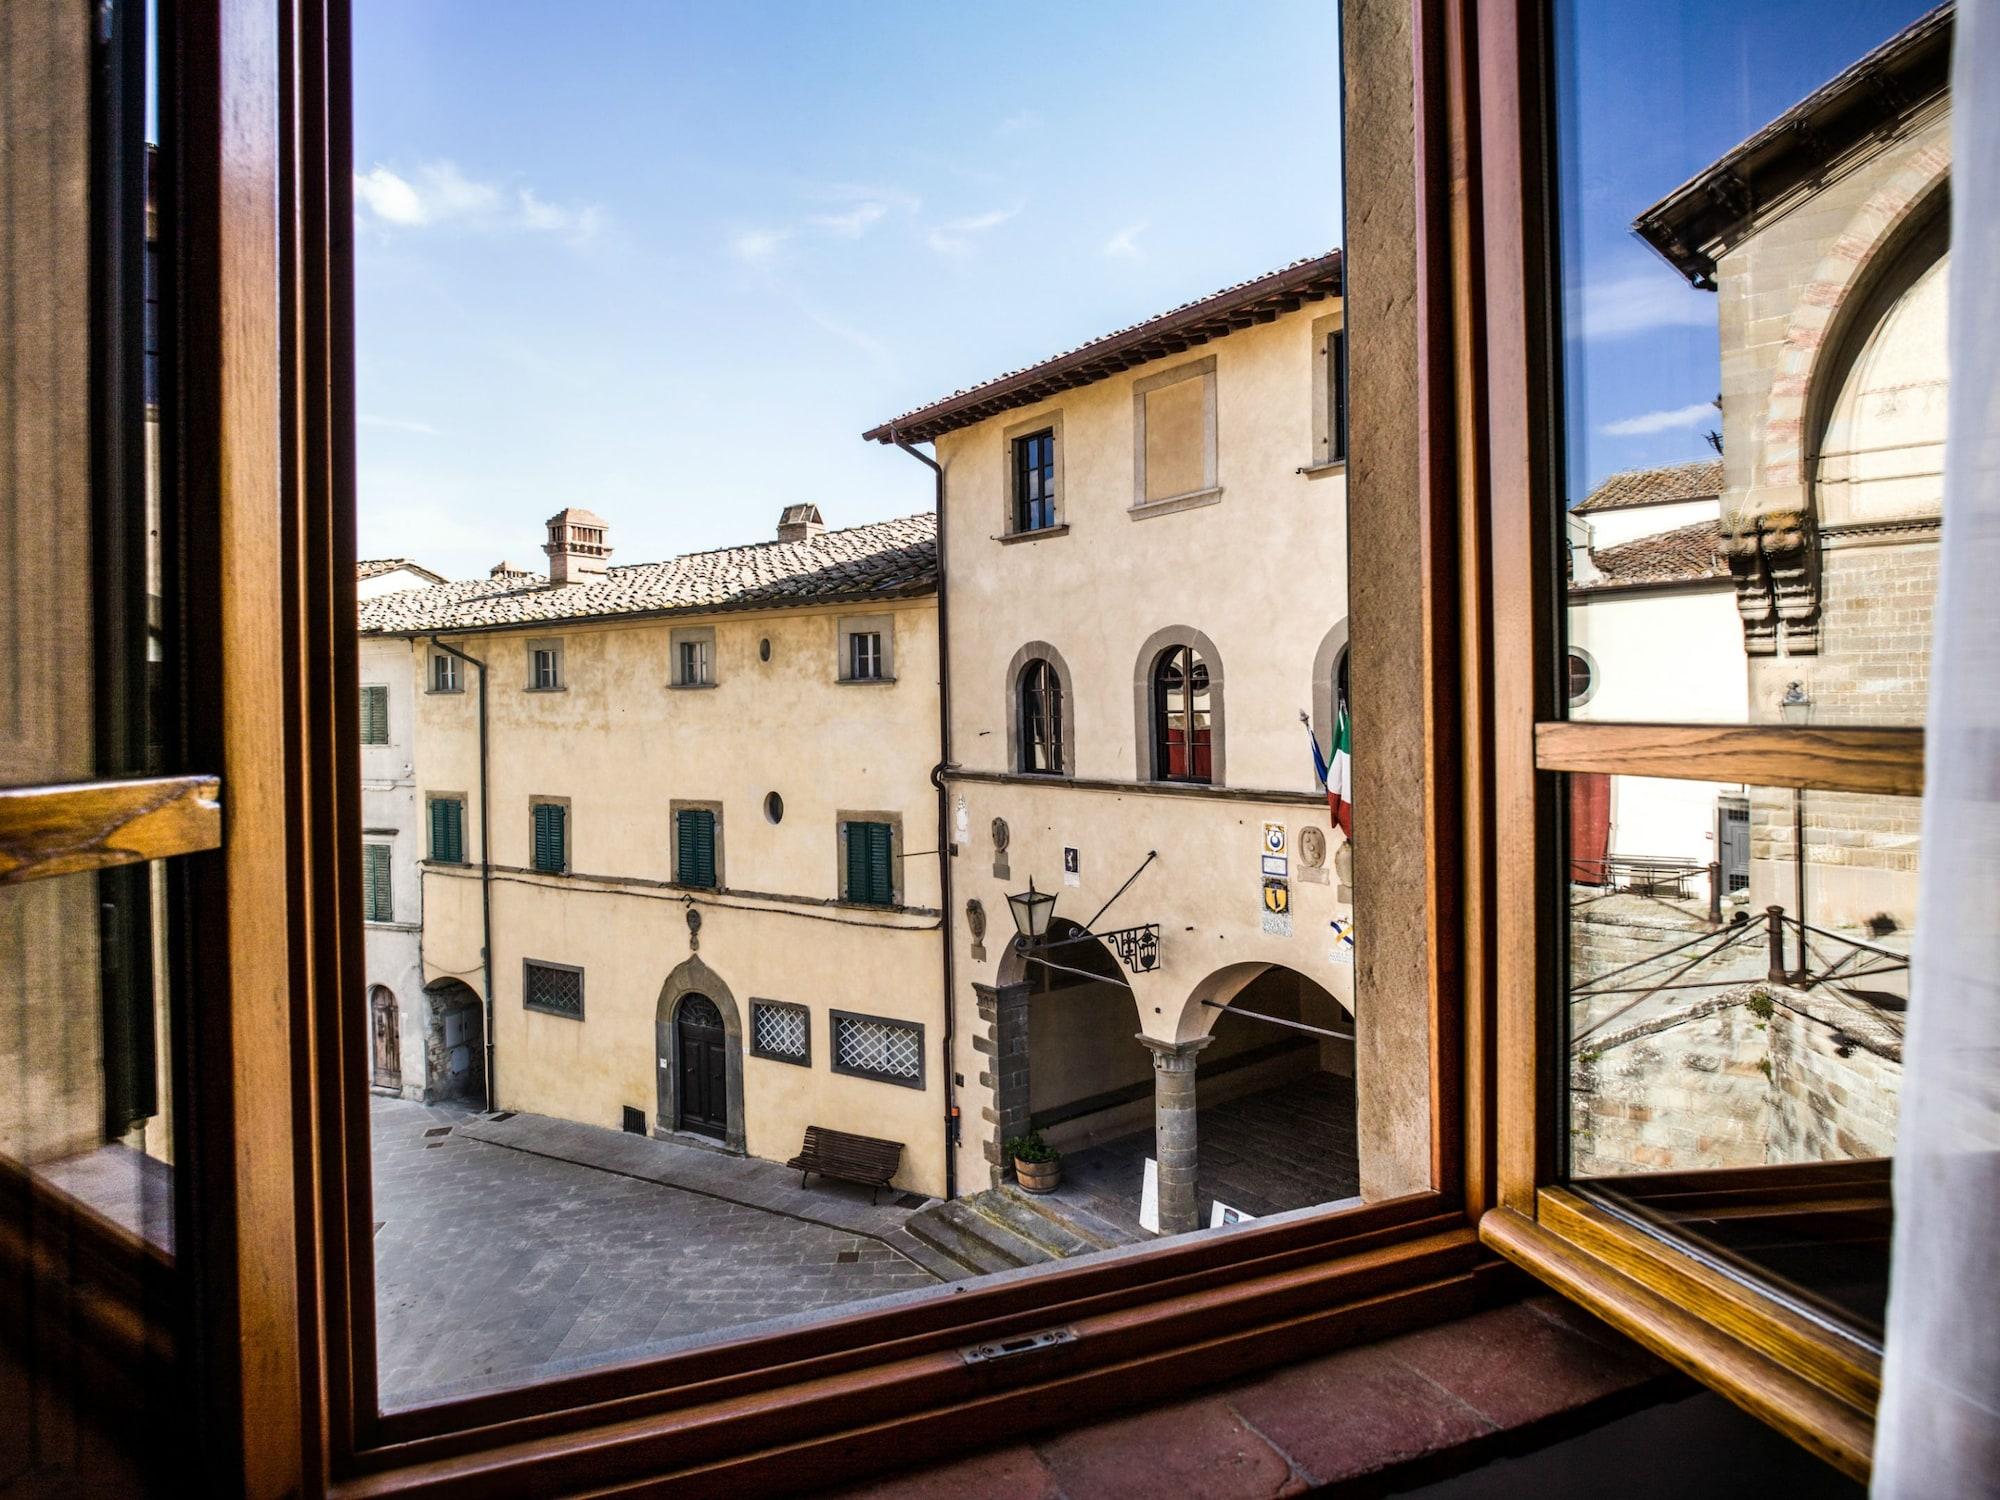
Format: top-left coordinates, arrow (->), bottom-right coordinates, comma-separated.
1138,1033 -> 1213,1074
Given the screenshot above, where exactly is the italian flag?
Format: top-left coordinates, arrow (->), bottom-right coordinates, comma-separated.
1308,705 -> 1353,840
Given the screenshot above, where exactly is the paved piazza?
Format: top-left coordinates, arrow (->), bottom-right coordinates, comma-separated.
370,1097 -> 938,1407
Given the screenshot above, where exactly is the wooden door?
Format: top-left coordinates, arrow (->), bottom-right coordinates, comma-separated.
370,987 -> 400,1090
1568,772 -> 1611,885
676,995 -> 727,1139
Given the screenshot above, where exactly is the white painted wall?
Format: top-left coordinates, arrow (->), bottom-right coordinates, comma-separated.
1577,495 -> 1717,548
360,631 -> 427,1097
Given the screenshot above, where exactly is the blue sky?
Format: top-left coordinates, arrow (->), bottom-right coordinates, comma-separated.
353,2 -> 1934,577
1556,0 -> 1936,504
352,2 -> 1344,578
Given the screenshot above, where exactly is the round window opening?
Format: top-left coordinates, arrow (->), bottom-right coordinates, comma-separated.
764,791 -> 784,824
759,637 -> 771,662
1566,650 -> 1595,707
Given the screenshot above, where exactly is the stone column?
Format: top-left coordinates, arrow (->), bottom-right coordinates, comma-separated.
1141,1035 -> 1212,1235
974,981 -> 1032,1187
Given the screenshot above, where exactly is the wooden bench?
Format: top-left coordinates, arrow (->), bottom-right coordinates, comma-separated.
787,1126 -> 904,1203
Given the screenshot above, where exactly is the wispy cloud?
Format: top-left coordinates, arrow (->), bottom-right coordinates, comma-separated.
995,110 -> 1040,136
1103,221 -> 1147,259
1575,271 -> 1714,341
729,227 -> 792,262
806,202 -> 888,238
359,413 -> 440,436
1601,401 -> 1716,437
925,204 -> 1022,255
354,161 -> 602,243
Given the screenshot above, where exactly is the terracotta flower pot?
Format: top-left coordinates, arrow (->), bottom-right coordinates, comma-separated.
1015,1156 -> 1062,1194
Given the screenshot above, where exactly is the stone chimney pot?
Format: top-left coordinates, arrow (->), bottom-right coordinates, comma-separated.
777,503 -> 825,543
543,507 -> 613,585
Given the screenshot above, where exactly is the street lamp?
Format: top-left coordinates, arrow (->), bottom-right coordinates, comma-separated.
1006,878 -> 1057,945
1779,680 -> 1812,725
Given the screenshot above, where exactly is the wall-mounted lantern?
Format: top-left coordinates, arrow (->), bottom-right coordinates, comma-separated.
1006,878 -> 1056,945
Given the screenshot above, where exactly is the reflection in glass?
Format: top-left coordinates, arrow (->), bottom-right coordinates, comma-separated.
1566,778 -> 1914,1334
1557,0 -> 1946,730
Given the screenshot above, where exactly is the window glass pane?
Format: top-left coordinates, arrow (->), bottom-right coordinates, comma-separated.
353,1 -> 1356,1413
1556,0 -> 1944,729
1565,774 -> 1913,1337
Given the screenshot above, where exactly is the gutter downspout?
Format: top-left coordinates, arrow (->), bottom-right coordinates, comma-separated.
893,428 -> 958,1201
429,636 -> 495,1113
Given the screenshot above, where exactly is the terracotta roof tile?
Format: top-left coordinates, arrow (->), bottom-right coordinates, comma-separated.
359,513 -> 935,636
1573,459 -> 1724,514
1577,519 -> 1727,590
864,250 -> 1341,445
357,558 -> 446,583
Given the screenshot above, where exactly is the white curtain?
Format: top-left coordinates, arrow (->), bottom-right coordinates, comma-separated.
1872,2 -> 2000,1494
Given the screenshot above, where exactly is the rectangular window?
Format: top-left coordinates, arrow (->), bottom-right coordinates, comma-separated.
1012,428 -> 1056,532
428,796 -> 465,864
531,801 -> 568,874
1132,356 -> 1220,511
523,959 -> 584,1020
677,638 -> 709,685
842,820 -> 895,906
830,1010 -> 923,1089
675,807 -> 717,889
848,631 -> 882,681
430,652 -> 462,693
529,643 -> 563,690
361,841 -> 393,923
1327,328 -> 1347,463
750,1000 -> 810,1066
359,683 -> 389,744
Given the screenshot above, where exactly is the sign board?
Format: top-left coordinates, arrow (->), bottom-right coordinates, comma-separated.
1063,845 -> 1081,887
1260,875 -> 1292,937
1330,915 -> 1355,965
1261,854 -> 1288,878
1139,1158 -> 1160,1234
1262,821 -> 1286,856
1209,1201 -> 1256,1228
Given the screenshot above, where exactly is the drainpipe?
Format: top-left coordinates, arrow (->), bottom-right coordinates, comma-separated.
428,635 -> 495,1113
892,427 -> 958,1201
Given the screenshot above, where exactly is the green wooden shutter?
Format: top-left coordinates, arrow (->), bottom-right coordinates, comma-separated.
430,798 -> 464,863
533,803 -> 566,873
676,809 -> 715,889
360,684 -> 388,745
362,843 -> 392,921
845,821 -> 893,905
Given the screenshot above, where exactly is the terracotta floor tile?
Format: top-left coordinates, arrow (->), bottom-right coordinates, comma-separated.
832,1443 -> 1062,1500
1386,1300 -> 1665,1430
1225,1343 -> 1495,1487
1037,1395 -> 1296,1500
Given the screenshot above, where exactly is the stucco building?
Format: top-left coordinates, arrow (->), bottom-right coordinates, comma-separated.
866,253 -> 1355,1235
358,508 -> 950,1197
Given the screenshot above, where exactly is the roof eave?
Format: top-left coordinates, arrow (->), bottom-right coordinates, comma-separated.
360,578 -> 940,640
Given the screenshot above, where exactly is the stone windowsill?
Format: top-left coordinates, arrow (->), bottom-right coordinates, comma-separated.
667,680 -> 719,691
834,1296 -> 1677,1498
998,523 -> 1071,545
836,675 -> 898,686
1298,458 -> 1347,479
1127,486 -> 1224,521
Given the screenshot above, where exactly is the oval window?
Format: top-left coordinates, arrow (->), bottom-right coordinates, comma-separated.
759,637 -> 772,662
764,791 -> 784,824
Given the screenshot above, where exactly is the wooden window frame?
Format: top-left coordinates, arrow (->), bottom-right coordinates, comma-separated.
1449,0 -> 1913,1482
72,1 -> 1504,1493
1011,426 -> 1058,534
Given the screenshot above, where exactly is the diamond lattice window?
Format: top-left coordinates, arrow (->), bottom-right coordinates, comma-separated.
524,961 -> 583,1019
833,1014 -> 921,1086
752,1003 -> 809,1064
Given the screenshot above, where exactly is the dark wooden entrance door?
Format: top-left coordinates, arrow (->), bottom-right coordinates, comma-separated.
370,986 -> 401,1090
676,994 -> 728,1139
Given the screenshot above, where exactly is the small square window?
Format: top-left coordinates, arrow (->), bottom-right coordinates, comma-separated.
528,642 -> 564,691
849,631 -> 882,681
750,1001 -> 810,1066
674,636 -> 713,686
430,652 -> 462,693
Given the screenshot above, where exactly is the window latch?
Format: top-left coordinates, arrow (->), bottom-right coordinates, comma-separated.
959,1327 -> 1076,1365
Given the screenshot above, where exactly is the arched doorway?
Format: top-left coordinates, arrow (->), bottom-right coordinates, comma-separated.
421,977 -> 485,1106
655,957 -> 746,1152
675,995 -> 728,1140
1008,919 -> 1144,1149
369,984 -> 401,1092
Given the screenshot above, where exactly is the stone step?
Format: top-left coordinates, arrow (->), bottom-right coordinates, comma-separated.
933,1199 -> 1053,1269
902,1202 -> 1042,1277
997,1185 -> 1138,1253
965,1189 -> 1098,1260
882,1227 -> 981,1284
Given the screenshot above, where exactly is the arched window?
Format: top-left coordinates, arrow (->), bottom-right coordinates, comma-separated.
1152,644 -> 1213,783
1018,658 -> 1065,774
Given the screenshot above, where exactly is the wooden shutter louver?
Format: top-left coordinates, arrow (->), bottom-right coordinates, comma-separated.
360,684 -> 388,744
533,804 -> 565,873
362,843 -> 392,922
430,798 -> 463,863
845,821 -> 893,905
676,809 -> 715,889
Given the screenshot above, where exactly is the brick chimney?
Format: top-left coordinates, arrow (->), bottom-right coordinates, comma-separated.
543,508 -> 612,585
776,503 -> 825,543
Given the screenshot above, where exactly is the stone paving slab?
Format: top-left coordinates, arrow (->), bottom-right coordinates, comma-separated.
371,1098 -> 941,1408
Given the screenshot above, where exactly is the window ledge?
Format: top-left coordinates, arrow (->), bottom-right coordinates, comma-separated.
1298,459 -> 1347,478
1127,486 -> 1224,521
523,685 -> 568,694
998,523 -> 1070,545
667,681 -> 718,691
423,688 -> 466,696
836,675 -> 897,686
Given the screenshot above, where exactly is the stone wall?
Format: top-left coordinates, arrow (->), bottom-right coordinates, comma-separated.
1571,981 -> 1900,1176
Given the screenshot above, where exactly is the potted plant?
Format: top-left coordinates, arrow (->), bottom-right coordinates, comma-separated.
1007,1131 -> 1063,1194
